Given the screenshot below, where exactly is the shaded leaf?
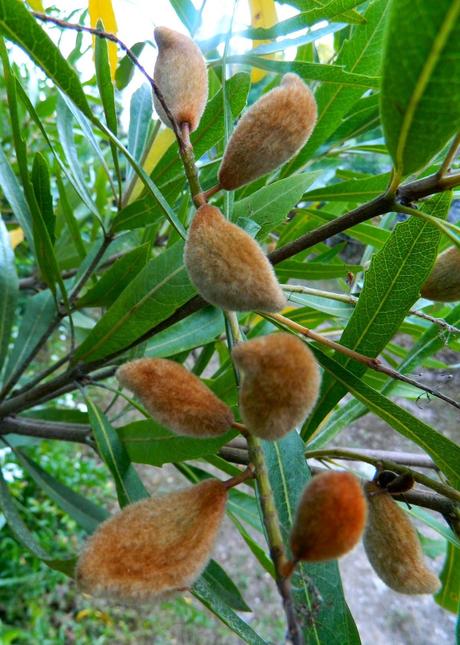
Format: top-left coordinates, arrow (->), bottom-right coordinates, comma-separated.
0,217 -> 18,378
31,153 -> 55,244
303,173 -> 389,203
85,397 -> 149,507
381,0 -> 460,176
115,41 -> 145,90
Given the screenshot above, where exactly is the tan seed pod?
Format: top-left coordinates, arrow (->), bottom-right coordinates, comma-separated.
420,246 -> 460,302
153,26 -> 208,132
184,204 -> 286,312
363,481 -> 441,594
232,333 -> 320,440
218,73 -> 317,190
289,472 -> 367,563
116,358 -> 233,437
76,479 -> 227,602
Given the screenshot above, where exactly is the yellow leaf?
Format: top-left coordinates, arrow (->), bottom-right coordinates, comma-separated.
26,0 -> 45,10
248,0 -> 278,83
9,227 -> 24,250
129,128 -> 176,204
88,0 -> 118,80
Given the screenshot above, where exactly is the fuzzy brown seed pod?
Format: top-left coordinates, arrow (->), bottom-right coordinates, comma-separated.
232,333 -> 320,440
363,481 -> 441,594
76,479 -> 227,602
420,246 -> 460,302
289,472 -> 367,563
184,204 -> 286,312
218,73 -> 317,190
153,26 -> 208,132
116,358 -> 233,437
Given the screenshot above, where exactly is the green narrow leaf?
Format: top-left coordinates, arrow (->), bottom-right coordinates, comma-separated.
2,290 -> 55,382
0,0 -> 93,119
284,0 -> 389,173
31,153 -> 55,244
115,42 -> 145,90
111,196 -> 162,232
192,577 -> 267,645
94,21 -> 120,189
232,173 -> 321,239
0,462 -> 76,576
85,397 -> 149,507
304,192 -> 451,434
225,55 -> 380,88
72,241 -> 195,364
0,146 -> 33,246
276,261 -> 362,281
381,0 -> 460,176
119,419 -> 236,467
145,307 -> 224,358
241,0 -> 366,38
170,0 -> 200,34
77,244 -> 150,308
303,172 -> 389,203
0,217 -> 18,377
310,346 -> 460,488
10,446 -> 109,534
127,83 -> 153,183
55,171 -> 86,260
262,432 -> 359,644
435,544 -> 460,613
202,559 -> 251,612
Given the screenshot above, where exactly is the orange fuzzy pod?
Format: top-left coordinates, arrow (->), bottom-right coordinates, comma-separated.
363,482 -> 440,594
154,27 -> 208,132
184,204 -> 286,312
218,73 -> 317,190
76,479 -> 227,602
116,358 -> 233,437
232,333 -> 320,440
290,472 -> 367,562
420,246 -> 460,302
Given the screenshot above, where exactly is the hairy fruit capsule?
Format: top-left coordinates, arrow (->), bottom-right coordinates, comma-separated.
290,472 -> 367,562
154,26 -> 208,132
218,73 -> 317,190
363,481 -> 441,594
232,333 -> 320,439
116,358 -> 233,437
76,479 -> 227,602
420,246 -> 460,302
184,204 -> 286,312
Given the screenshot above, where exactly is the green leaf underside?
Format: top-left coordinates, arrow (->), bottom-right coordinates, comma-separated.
304,192 -> 451,434
263,432 -> 360,644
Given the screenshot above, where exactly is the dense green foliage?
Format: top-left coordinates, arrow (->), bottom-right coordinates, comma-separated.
0,0 -> 459,642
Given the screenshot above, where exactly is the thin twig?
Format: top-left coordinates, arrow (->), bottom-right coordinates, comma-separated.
263,312 -> 460,410
281,284 -> 460,335
0,416 -> 90,444
438,133 -> 460,177
305,448 -> 460,503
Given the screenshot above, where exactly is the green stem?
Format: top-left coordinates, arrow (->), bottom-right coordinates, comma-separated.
438,133 -> 460,177
179,123 -> 205,207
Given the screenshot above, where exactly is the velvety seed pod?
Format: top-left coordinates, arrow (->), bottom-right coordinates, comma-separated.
184,204 -> 286,312
290,472 -> 367,562
218,73 -> 317,190
116,358 -> 233,437
154,26 -> 208,132
420,246 -> 460,302
76,479 -> 227,602
232,333 -> 320,439
363,481 -> 441,594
